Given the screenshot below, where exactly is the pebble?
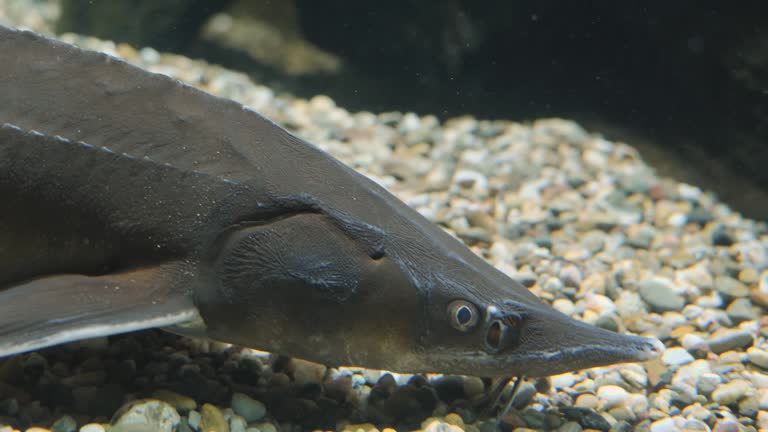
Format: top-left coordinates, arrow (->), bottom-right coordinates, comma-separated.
422,419 -> 463,432
290,359 -> 327,385
152,390 -> 197,412
51,416 -> 77,432
707,330 -> 754,353
574,394 -> 599,409
111,399 -> 180,432
230,393 -> 266,423
462,377 -> 485,398
581,412 -> 611,431
738,395 -> 760,417
556,421 -> 582,432
682,419 -> 709,431
662,347 -> 694,366
686,207 -> 714,225
738,267 -> 758,284
78,425 -> 104,432
200,404 -> 229,432
714,276 -> 749,301
625,224 -> 656,249
230,415 -> 247,432
248,423 -> 278,432
649,417 -> 678,432
695,373 -> 722,396
638,278 -> 685,312
712,419 -> 741,432
677,263 -> 713,290
725,297 -> 757,322
596,385 -> 629,410
711,379 -> 753,405
187,410 -> 201,430
747,347 -> 768,369
750,288 -> 768,308
551,373 -> 577,390
758,411 -> 768,430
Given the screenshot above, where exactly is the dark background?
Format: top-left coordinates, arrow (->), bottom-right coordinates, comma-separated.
58,0 -> 768,219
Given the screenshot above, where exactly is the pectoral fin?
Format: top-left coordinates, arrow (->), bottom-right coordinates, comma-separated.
0,265 -> 203,357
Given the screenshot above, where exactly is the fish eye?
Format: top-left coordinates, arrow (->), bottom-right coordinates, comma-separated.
448,300 -> 479,331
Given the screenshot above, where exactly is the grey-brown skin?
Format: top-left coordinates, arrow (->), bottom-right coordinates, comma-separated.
0,25 -> 664,378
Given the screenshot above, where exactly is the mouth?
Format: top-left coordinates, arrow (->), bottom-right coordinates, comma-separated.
426,333 -> 665,377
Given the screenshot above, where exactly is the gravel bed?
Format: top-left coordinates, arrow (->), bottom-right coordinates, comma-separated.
1,3 -> 767,432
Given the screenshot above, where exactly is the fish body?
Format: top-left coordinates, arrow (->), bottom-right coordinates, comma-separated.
0,25 -> 663,377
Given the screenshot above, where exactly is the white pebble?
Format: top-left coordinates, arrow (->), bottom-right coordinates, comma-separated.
712,379 -> 753,405
662,347 -> 694,366
231,392 -> 266,422
230,415 -> 247,432
597,385 -> 630,410
399,112 -> 421,133
585,293 -> 616,315
188,410 -> 201,429
453,169 -> 488,191
550,372 -> 577,389
309,94 -> 335,111
757,411 -> 768,430
672,360 -> 712,389
680,334 -> 707,352
552,298 -> 575,316
628,393 -> 649,414
678,183 -> 702,200
649,417 -> 679,432
79,425 -> 105,432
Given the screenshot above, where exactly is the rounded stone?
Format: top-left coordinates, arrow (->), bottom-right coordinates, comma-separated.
290,359 -> 327,385
462,377 -> 485,398
738,395 -> 760,417
649,417 -> 678,432
711,379 -> 752,405
738,267 -> 758,284
551,373 -> 576,390
230,415 -> 247,432
706,330 -> 754,354
725,298 -> 757,323
187,410 -> 201,430
200,404 -> 228,432
638,278 -> 684,312
231,393 -> 266,423
714,276 -> 749,301
151,390 -> 197,412
51,415 -> 77,432
596,385 -> 629,410
747,347 -> 768,369
248,423 -> 278,432
111,399 -> 181,432
662,347 -> 694,366
574,394 -> 599,409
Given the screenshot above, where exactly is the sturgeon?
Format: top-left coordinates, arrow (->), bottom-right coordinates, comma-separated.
0,25 -> 663,378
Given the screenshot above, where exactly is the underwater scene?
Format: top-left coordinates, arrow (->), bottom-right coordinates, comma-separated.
0,1 -> 766,432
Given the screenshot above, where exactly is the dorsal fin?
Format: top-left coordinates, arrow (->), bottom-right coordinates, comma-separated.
0,25 -> 307,183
